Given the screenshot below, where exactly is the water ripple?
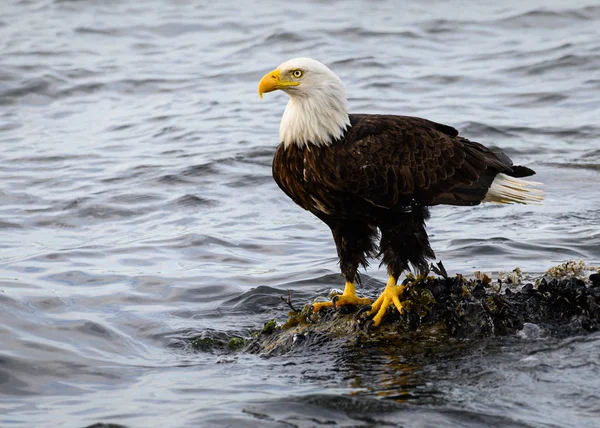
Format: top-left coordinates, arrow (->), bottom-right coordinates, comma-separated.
1,0 -> 600,426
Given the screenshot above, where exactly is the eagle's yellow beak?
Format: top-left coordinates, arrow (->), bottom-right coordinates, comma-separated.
258,69 -> 299,99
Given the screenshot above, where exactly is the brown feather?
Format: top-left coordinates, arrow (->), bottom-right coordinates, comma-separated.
272,113 -> 537,277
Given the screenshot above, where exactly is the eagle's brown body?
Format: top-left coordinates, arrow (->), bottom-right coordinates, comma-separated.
273,114 -> 535,282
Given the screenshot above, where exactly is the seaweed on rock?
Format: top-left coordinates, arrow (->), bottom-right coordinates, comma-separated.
246,271 -> 600,356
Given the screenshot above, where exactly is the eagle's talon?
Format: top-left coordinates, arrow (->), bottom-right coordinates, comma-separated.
309,282 -> 372,315
310,300 -> 334,314
306,305 -> 319,323
367,277 -> 407,327
354,305 -> 373,320
332,295 -> 340,310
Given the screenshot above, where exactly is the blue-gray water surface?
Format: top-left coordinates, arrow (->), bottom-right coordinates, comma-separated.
1,0 -> 600,427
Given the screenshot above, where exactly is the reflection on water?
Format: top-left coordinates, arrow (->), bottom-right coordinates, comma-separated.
1,0 -> 600,426
367,356 -> 418,402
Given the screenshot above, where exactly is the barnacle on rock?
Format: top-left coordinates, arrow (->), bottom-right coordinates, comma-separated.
545,260 -> 589,278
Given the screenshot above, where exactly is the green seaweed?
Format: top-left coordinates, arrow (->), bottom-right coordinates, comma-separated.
190,337 -> 214,352
227,337 -> 247,351
262,319 -> 278,334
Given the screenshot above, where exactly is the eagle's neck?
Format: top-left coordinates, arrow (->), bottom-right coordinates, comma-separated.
280,88 -> 350,149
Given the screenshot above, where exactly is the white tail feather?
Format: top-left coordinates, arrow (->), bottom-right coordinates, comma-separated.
483,173 -> 544,204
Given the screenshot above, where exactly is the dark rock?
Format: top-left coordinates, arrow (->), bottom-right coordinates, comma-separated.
522,283 -> 535,294
246,274 -> 600,356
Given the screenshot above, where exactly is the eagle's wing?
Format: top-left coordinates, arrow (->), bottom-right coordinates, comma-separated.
319,115 -> 530,207
273,144 -> 305,207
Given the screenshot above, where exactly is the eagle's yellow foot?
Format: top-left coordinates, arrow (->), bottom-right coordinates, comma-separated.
311,281 -> 372,313
368,276 -> 407,326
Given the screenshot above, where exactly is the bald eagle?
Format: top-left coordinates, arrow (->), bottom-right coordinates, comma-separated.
258,58 -> 542,327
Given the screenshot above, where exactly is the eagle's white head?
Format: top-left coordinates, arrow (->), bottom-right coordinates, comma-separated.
258,58 -> 350,149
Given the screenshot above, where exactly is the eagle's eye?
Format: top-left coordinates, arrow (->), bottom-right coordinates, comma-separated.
292,70 -> 304,78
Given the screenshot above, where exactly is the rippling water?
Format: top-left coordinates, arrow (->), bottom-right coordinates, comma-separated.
2,0 -> 600,426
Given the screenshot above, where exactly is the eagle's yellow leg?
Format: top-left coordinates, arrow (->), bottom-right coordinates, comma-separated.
311,281 -> 372,312
368,276 -> 407,326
